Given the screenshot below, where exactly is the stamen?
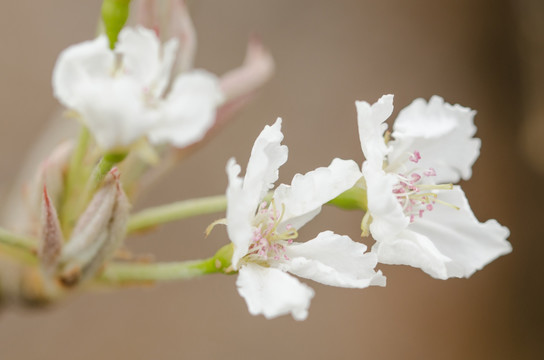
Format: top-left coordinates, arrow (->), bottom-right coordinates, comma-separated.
417,183 -> 453,190
361,211 -> 372,237
409,151 -> 421,163
205,218 -> 227,237
243,200 -> 298,265
384,130 -> 392,145
434,198 -> 460,210
424,168 -> 436,177
391,153 -> 459,223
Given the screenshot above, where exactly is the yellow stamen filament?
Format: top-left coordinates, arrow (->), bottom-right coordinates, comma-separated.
361,211 -> 372,237
434,198 -> 460,210
205,218 -> 227,237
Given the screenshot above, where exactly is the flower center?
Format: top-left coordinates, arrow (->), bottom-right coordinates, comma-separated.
243,200 -> 298,265
393,151 -> 457,223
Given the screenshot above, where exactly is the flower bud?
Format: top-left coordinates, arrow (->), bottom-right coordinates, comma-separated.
60,168 -> 130,286
136,0 -> 196,72
39,186 -> 64,277
219,36 -> 274,103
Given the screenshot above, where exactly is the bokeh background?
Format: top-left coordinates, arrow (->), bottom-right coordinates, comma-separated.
0,0 -> 542,359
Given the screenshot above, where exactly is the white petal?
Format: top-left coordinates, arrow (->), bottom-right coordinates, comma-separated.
388,96 -> 480,183
52,35 -> 114,109
153,38 -> 179,98
75,77 -> 157,150
356,94 -> 394,167
363,161 -> 409,240
407,186 -> 512,278
282,231 -> 386,288
274,158 -> 362,231
148,70 -> 223,148
237,264 -> 315,320
116,27 -> 161,89
372,229 -> 451,279
226,158 -> 254,269
243,118 -> 288,209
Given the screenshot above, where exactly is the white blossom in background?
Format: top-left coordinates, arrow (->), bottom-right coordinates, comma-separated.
356,94 -> 512,279
226,119 -> 385,320
52,26 -> 223,151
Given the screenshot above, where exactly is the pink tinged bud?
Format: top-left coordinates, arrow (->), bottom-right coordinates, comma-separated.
78,175 -> 130,283
60,168 -> 130,286
219,35 -> 275,102
137,0 -> 159,32
33,141 -> 73,207
39,186 -> 64,277
170,36 -> 274,159
25,141 -> 73,236
170,0 -> 196,73
136,0 -> 196,72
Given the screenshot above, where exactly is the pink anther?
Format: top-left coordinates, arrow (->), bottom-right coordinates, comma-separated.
409,151 -> 421,163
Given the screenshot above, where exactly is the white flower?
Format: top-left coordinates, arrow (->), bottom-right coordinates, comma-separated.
226,118 -> 385,320
52,26 -> 223,151
357,94 -> 512,279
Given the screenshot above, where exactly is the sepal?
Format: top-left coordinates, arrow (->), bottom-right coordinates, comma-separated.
328,178 -> 367,210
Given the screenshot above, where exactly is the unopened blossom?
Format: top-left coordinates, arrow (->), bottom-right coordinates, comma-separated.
356,94 -> 512,279
137,0 -> 196,73
226,119 -> 385,320
53,26 -> 223,151
39,186 -> 64,277
60,168 -> 130,285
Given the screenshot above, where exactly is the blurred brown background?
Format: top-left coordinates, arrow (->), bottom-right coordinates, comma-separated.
0,0 -> 542,359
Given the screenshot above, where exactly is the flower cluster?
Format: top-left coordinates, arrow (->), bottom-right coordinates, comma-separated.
0,0 -> 511,322
223,96 -> 511,320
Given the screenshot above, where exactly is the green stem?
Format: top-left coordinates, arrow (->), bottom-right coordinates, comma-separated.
99,258 -> 219,283
99,243 -> 234,284
0,227 -> 36,253
89,152 -> 127,191
127,195 -> 227,233
67,127 -> 91,189
0,228 -> 38,266
64,152 -> 127,237
60,127 -> 90,233
82,152 -> 127,208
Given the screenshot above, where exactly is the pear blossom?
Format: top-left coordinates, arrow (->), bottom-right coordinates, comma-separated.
226,119 -> 385,320
52,26 -> 223,151
356,94 -> 512,279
